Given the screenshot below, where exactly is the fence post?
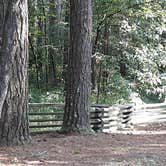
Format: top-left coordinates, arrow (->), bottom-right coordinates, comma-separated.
91,107 -> 104,132
118,105 -> 133,129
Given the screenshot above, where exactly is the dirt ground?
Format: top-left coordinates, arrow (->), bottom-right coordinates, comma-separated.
0,122 -> 166,166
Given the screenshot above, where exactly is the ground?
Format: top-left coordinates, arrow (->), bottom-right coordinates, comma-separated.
0,122 -> 166,166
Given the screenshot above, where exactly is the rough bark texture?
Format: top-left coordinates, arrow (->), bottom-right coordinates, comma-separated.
0,0 -> 30,145
62,0 -> 92,132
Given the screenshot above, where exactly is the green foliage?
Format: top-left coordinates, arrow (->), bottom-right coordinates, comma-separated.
140,91 -> 165,103
104,0 -> 166,102
28,0 -> 166,105
107,73 -> 131,104
91,73 -> 131,105
29,87 -> 64,103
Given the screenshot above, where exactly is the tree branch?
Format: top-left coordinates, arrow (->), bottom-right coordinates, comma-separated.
93,0 -> 157,54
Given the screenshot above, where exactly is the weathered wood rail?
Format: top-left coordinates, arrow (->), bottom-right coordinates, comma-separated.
28,103 -> 133,134
131,103 -> 166,124
29,102 -> 166,134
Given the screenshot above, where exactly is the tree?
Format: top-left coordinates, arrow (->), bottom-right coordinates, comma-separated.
62,0 -> 92,132
0,0 -> 30,145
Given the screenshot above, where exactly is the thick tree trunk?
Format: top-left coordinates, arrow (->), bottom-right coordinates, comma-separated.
0,0 -> 30,145
62,0 -> 92,133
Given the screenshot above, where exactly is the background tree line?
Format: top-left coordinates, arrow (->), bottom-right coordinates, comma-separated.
28,0 -> 166,104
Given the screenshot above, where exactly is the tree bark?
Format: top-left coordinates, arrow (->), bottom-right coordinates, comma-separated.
48,0 -> 58,85
0,0 -> 30,145
63,1 -> 69,92
62,0 -> 92,133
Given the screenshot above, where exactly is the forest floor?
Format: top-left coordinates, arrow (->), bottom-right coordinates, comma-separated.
0,122 -> 166,166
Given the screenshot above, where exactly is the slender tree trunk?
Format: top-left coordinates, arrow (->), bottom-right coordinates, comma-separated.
91,57 -> 96,90
36,0 -> 44,87
56,0 -> 63,42
0,0 -> 30,145
63,1 -> 69,92
91,23 -> 101,90
41,0 -> 49,91
102,21 -> 109,92
48,0 -> 58,85
96,63 -> 102,103
29,36 -> 40,89
62,0 -> 92,133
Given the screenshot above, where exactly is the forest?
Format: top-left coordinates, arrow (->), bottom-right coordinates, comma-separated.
0,0 -> 166,165
28,0 -> 166,104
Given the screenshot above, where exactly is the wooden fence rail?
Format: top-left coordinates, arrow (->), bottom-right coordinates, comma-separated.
28,103 -> 134,134
131,103 -> 166,124
29,102 -> 166,133
29,103 -> 109,134
29,103 -> 110,108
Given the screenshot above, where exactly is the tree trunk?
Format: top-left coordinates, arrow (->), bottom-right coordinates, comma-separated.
63,1 -> 69,92
29,36 -> 40,89
48,0 -> 58,85
0,0 -> 30,145
41,0 -> 49,91
102,21 -> 110,92
62,0 -> 92,133
91,25 -> 100,90
96,63 -> 102,103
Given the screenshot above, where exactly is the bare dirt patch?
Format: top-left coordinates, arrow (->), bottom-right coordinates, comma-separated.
0,122 -> 166,166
